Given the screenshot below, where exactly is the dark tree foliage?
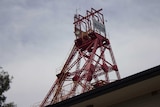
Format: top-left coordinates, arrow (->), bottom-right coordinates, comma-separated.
0,67 -> 15,107
3,102 -> 16,107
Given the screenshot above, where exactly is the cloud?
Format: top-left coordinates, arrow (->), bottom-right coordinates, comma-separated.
0,0 -> 160,107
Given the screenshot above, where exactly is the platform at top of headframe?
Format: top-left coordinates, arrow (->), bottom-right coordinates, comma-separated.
75,32 -> 110,52
74,8 -> 106,40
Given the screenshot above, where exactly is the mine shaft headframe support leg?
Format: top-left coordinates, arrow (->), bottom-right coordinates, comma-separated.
107,43 -> 121,80
39,45 -> 77,107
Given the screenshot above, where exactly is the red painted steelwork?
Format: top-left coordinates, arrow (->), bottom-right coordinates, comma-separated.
39,8 -> 120,107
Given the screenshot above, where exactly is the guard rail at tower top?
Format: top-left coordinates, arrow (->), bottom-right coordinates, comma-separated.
74,8 -> 107,40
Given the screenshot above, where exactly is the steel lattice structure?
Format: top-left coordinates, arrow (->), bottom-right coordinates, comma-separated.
40,8 -> 120,107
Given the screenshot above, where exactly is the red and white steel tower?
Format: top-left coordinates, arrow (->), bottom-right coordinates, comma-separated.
40,8 -> 120,107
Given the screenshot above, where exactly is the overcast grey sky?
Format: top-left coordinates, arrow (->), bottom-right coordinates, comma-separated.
0,0 -> 160,107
